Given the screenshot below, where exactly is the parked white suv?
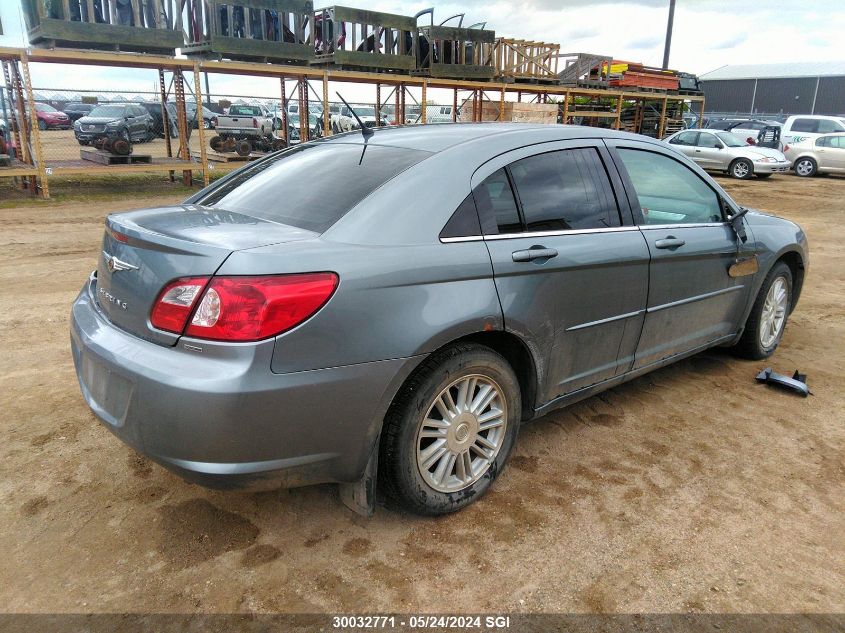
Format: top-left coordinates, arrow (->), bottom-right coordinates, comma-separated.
783,132 -> 845,177
780,115 -> 845,147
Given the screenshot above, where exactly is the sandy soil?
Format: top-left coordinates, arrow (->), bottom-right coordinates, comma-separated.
0,174 -> 843,614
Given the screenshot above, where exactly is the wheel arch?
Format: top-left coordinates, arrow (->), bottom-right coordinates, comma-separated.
776,249 -> 806,313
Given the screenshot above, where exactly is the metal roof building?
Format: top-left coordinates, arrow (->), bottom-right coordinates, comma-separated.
700,62 -> 845,116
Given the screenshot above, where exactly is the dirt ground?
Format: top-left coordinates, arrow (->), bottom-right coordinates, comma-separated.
0,173 -> 842,615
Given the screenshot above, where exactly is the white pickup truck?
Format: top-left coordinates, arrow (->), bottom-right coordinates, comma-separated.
210,104 -> 280,155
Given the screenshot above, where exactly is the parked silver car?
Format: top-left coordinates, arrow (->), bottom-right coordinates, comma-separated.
665,129 -> 791,179
783,132 -> 845,177
71,124 -> 808,516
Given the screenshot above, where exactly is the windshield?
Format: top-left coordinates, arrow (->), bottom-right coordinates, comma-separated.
716,132 -> 747,147
88,105 -> 128,118
196,144 -> 430,233
36,103 -> 57,112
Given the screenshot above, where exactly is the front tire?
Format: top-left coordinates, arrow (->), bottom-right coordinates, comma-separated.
734,262 -> 792,360
729,158 -> 753,179
379,343 -> 521,516
794,157 -> 817,177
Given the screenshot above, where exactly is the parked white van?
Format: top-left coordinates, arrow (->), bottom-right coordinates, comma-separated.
780,115 -> 845,146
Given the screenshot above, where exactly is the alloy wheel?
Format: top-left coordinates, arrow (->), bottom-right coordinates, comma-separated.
416,374 -> 508,493
732,160 -> 750,178
759,276 -> 788,349
795,159 -> 814,177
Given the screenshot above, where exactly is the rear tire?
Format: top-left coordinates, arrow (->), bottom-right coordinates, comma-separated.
235,139 -> 252,156
734,261 -> 792,360
38,120 -> 47,131
379,343 -> 521,516
729,158 -> 753,179
793,157 -> 817,177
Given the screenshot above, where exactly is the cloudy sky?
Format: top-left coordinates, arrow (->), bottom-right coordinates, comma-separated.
1,0 -> 843,103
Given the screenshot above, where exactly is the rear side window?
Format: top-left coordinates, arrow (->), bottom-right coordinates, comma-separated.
831,136 -> 845,149
791,118 -> 818,133
617,149 -> 722,225
508,148 -> 620,231
197,144 -> 429,233
473,168 -> 522,234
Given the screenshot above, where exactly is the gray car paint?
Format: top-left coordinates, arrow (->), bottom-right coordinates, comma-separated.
70,123 -> 808,491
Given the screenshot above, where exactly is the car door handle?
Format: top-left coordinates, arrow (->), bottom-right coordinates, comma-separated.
654,236 -> 686,249
512,246 -> 559,262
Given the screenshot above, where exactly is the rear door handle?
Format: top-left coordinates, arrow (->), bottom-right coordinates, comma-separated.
654,236 -> 686,249
512,246 -> 559,262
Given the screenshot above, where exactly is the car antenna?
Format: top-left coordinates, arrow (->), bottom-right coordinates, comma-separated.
336,92 -> 374,140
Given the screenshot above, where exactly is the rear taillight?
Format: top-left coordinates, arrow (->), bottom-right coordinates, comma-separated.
151,273 -> 338,341
150,277 -> 209,333
783,144 -> 790,152
212,116 -> 218,127
252,117 -> 258,128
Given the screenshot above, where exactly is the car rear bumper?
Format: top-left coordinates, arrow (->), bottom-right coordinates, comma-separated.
70,273 -> 419,490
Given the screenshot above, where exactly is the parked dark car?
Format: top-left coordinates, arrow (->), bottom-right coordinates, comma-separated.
34,102 -> 71,130
71,124 -> 808,516
186,103 -> 217,130
134,102 -> 178,138
73,103 -> 154,145
62,102 -> 96,122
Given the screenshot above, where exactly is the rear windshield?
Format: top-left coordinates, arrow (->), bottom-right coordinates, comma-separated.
196,143 -> 430,233
228,105 -> 262,116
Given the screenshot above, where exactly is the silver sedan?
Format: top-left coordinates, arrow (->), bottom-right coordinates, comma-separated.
665,129 -> 791,179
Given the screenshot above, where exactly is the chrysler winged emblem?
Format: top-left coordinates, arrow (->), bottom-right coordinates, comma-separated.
102,251 -> 138,274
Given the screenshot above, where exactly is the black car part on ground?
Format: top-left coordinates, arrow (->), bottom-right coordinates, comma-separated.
755,368 -> 811,397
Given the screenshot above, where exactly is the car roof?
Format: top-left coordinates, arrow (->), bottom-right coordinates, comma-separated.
319,123 -> 647,154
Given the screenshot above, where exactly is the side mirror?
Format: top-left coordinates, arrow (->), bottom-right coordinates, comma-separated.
729,206 -> 749,243
715,143 -> 724,149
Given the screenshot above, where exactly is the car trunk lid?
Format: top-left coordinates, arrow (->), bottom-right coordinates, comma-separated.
96,205 -> 317,345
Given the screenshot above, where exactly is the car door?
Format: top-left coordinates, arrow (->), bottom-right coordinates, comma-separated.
826,136 -> 845,171
692,131 -> 727,170
472,140 -> 650,401
667,131 -> 699,162
607,140 -> 755,368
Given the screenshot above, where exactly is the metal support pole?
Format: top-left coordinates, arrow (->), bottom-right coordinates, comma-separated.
192,64 -> 209,187
173,69 -> 192,186
375,82 -> 381,127
421,81 -> 427,124
499,84 -> 506,122
399,83 -> 406,124
699,98 -> 705,127
322,71 -> 330,136
280,76 -> 288,144
20,55 -> 48,197
298,77 -> 307,142
394,83 -> 400,125
452,88 -> 458,122
662,0 -> 676,70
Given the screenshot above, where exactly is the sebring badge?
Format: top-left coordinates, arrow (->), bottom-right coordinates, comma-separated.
102,251 -> 138,274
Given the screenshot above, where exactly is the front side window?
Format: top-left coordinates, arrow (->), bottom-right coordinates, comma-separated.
818,119 -> 845,133
508,148 -> 620,231
697,133 -> 721,148
670,131 -> 698,146
617,148 -> 723,225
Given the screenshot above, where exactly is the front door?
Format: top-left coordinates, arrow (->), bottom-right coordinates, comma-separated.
608,141 -> 755,368
693,131 -> 729,170
471,140 -> 650,402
